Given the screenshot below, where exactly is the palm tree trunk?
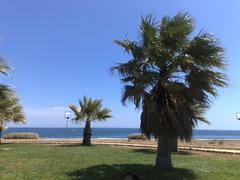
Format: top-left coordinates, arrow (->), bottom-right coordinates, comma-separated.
82,121 -> 92,146
155,137 -> 172,170
0,130 -> 2,144
170,137 -> 178,152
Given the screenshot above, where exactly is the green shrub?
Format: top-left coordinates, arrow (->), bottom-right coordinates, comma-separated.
4,133 -> 39,139
128,133 -> 147,140
208,140 -> 217,144
218,140 -> 224,145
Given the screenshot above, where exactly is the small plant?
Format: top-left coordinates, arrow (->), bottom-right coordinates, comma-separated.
218,140 -> 224,145
4,133 -> 39,139
128,133 -> 147,141
208,140 -> 217,144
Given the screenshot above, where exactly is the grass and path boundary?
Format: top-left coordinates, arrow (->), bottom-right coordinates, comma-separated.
1,138 -> 240,154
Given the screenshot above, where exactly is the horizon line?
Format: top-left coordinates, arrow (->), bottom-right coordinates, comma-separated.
6,127 -> 240,131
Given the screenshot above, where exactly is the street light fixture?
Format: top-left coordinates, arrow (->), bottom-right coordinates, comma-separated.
235,112 -> 240,120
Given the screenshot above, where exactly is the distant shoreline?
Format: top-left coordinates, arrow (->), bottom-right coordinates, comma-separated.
3,128 -> 240,140
6,127 -> 240,131
37,137 -> 240,141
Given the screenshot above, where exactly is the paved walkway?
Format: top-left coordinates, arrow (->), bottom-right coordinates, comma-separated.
92,142 -> 240,154
2,138 -> 240,154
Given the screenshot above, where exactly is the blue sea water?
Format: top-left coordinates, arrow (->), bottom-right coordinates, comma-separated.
2,128 -> 240,139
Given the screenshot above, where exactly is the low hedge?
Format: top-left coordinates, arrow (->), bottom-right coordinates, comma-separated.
128,133 -> 147,140
4,133 -> 39,139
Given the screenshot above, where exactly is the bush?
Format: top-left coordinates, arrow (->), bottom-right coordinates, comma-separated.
218,140 -> 224,145
4,133 -> 39,139
208,140 -> 217,144
128,133 -> 147,140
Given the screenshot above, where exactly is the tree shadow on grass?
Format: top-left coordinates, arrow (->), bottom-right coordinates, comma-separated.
172,151 -> 193,156
133,148 -> 157,154
57,144 -> 104,148
66,164 -> 196,180
133,149 -> 193,156
57,144 -> 82,147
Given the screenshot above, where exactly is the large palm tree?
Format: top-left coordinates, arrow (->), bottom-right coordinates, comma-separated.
69,96 -> 112,145
111,13 -> 227,170
0,59 -> 25,143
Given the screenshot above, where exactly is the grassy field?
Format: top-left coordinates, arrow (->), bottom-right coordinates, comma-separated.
0,144 -> 239,180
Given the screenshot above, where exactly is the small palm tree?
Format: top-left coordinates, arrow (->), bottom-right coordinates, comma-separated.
69,96 -> 112,146
0,59 -> 25,143
111,12 -> 227,169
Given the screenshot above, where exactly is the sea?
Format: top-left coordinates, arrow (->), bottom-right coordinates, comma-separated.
2,128 -> 240,140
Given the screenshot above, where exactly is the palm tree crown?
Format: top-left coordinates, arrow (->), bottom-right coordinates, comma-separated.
0,59 -> 24,124
70,96 -> 112,122
111,12 -> 227,141
0,58 -> 25,142
0,85 -> 25,124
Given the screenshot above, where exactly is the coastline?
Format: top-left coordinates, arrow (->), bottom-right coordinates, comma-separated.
4,128 -> 240,140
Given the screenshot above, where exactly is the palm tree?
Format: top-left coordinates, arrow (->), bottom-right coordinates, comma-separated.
111,12 -> 227,170
0,59 -> 25,143
0,85 -> 25,142
69,96 -> 112,146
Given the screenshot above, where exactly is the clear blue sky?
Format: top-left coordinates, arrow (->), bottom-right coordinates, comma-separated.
0,0 -> 240,129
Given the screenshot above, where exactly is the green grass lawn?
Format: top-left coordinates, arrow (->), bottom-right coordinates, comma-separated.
0,144 -> 239,180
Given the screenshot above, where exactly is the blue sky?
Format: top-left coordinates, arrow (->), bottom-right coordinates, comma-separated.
0,0 -> 240,129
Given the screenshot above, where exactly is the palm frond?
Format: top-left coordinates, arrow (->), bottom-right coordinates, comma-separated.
69,105 -> 84,121
0,58 -> 11,76
0,85 -> 25,124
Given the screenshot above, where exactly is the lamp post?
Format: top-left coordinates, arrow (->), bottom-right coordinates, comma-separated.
64,111 -> 72,138
236,112 -> 240,121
